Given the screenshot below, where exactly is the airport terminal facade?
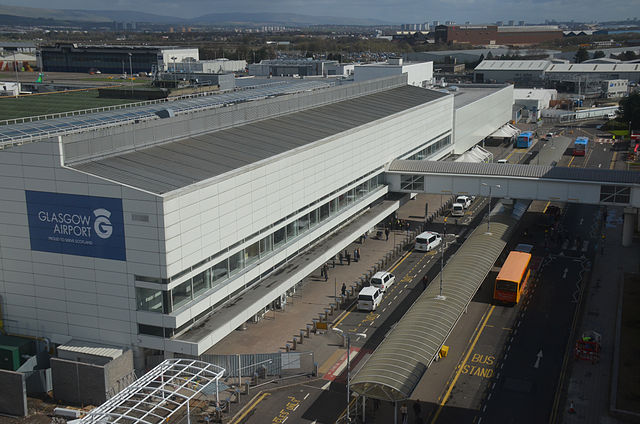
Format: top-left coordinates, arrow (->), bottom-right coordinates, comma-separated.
0,76 -> 512,366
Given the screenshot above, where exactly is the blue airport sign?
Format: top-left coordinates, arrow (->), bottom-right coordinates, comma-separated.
25,191 -> 126,261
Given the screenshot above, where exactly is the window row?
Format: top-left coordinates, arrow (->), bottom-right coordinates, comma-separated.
406,135 -> 451,161
136,174 -> 384,314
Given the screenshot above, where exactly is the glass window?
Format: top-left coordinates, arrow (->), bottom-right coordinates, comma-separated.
309,209 -> 318,227
319,202 -> 330,221
330,198 -> 338,214
286,221 -> 297,240
136,287 -> 165,313
172,280 -> 192,310
260,234 -> 273,256
273,227 -> 286,248
192,270 -> 210,297
212,258 -> 228,284
245,241 -> 260,266
338,193 -> 347,209
229,250 -> 244,276
297,215 -> 309,235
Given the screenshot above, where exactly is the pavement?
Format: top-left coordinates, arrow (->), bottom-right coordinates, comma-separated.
561,207 -> 639,424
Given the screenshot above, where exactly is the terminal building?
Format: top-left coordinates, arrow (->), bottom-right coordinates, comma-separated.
434,24 -> 562,46
0,75 -> 513,368
38,44 -> 199,74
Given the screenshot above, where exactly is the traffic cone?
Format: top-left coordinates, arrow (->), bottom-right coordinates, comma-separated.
568,401 -> 576,414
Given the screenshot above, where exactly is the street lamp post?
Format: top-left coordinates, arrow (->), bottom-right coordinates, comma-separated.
481,183 -> 501,234
171,56 -> 177,86
436,218 -> 447,300
13,51 -> 20,98
332,327 -> 366,423
128,53 -> 133,92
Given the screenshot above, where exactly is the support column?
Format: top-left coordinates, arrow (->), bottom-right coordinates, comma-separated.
622,207 -> 637,247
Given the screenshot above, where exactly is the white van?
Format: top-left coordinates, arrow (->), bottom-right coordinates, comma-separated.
415,231 -> 442,252
497,159 -> 508,164
357,286 -> 382,311
456,195 -> 472,209
370,271 -> 395,292
451,203 -> 465,217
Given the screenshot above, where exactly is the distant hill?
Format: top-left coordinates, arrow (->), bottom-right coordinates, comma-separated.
0,4 -> 388,27
191,12 -> 387,26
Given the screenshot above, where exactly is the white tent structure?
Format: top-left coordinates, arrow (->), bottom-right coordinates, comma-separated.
454,145 -> 493,163
488,123 -> 520,139
79,359 -> 225,424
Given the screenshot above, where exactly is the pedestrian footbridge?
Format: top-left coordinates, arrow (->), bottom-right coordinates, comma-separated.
385,160 -> 640,247
386,160 -> 640,208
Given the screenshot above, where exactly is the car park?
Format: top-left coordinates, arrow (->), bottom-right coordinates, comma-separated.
370,271 -> 395,292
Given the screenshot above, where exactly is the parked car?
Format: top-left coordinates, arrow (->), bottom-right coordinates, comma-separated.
456,195 -> 472,209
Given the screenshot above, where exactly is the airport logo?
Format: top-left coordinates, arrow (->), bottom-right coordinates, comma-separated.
26,191 -> 126,261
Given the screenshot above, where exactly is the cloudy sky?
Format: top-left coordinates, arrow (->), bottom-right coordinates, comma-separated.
3,0 -> 637,22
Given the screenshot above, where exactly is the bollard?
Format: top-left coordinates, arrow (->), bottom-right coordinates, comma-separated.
299,330 -> 304,344
312,319 -> 318,332
306,324 -> 311,337
330,304 -> 334,315
324,310 -> 329,321
286,343 -> 290,352
244,381 -> 250,395
292,338 -> 297,350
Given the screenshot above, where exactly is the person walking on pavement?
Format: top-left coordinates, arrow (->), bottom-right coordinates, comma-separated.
320,265 -> 325,279
323,264 -> 329,282
341,283 -> 347,297
346,251 -> 351,265
422,275 -> 428,291
385,227 -> 390,241
338,252 -> 343,265
400,403 -> 408,424
353,248 -> 358,262
413,400 -> 422,423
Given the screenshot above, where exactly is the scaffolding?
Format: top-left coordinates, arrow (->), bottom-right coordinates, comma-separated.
80,358 -> 225,424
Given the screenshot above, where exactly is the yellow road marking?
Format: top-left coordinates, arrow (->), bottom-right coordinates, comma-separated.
567,156 -> 575,167
431,305 -> 496,424
542,201 -> 551,213
337,396 -> 358,421
230,392 -> 271,424
332,250 -> 412,329
609,151 -> 618,170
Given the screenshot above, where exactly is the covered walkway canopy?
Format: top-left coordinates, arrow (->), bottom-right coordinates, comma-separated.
80,359 -> 225,424
350,201 -> 527,401
488,122 -> 520,139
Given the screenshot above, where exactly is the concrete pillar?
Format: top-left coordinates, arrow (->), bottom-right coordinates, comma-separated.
622,207 -> 637,247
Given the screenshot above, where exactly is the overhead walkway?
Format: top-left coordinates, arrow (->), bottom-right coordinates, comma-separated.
386,160 -> 640,208
350,201 -> 528,401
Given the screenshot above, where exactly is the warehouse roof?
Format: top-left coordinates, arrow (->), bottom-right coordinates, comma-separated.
546,63 -> 640,73
72,86 -> 448,195
474,60 -> 551,71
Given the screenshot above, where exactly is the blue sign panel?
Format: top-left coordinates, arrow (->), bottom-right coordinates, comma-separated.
25,191 -> 126,261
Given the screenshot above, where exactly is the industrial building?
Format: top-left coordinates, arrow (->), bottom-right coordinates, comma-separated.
474,60 -> 640,96
0,75 -> 513,367
248,59 -> 338,77
38,44 -> 199,73
434,24 -> 562,46
354,58 -> 433,87
167,59 -> 247,74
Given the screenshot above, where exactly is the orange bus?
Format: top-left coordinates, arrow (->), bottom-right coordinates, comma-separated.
493,251 -> 532,303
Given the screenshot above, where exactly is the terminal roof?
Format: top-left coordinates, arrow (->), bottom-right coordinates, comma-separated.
72,86 -> 448,195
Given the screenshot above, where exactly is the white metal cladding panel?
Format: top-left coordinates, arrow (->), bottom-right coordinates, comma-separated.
453,86 -> 513,154
161,96 -> 454,277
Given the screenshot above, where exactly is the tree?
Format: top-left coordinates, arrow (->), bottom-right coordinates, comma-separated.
617,92 -> 640,131
574,47 -> 589,63
593,50 -> 605,59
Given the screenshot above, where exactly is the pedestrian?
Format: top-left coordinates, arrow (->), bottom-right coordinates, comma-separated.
341,283 -> 347,297
385,227 -> 390,241
356,248 -> 360,261
412,400 -> 422,421
320,266 -> 325,279
332,256 -> 336,268
406,221 -> 410,236
324,264 -> 329,282
346,251 -> 351,265
422,275 -> 428,291
339,251 -> 343,265
353,248 -> 358,262
400,403 -> 408,424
